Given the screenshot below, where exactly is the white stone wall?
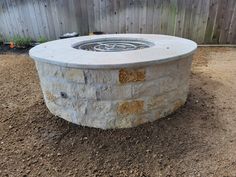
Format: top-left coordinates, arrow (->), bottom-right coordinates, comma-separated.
35,56 -> 192,129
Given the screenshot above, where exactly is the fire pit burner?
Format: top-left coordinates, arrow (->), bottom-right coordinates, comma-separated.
74,38 -> 154,52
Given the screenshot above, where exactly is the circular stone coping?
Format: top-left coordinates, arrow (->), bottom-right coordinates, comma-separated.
29,34 -> 197,69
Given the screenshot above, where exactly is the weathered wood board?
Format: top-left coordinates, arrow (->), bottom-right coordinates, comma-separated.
0,0 -> 235,44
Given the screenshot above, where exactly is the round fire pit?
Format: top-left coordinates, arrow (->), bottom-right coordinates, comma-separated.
29,34 -> 197,129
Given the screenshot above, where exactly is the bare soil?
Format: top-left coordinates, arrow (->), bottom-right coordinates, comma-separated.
0,47 -> 236,177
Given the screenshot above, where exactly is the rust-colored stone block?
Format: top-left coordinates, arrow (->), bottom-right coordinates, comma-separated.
117,100 -> 144,116
119,68 -> 145,83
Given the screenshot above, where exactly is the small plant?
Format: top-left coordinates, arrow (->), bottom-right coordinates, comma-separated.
12,35 -> 32,48
6,36 -> 12,43
0,35 -> 3,44
37,36 -> 47,44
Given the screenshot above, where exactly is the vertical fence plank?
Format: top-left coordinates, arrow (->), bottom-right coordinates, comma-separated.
190,0 -> 202,42
152,0 -> 163,34
196,0 -> 210,44
0,1 -> 10,38
27,0 -> 40,39
227,3 -> 236,44
167,0 -> 177,35
124,0 -> 130,33
10,0 -> 24,37
174,0 -> 185,37
127,0 -> 133,33
211,0 -> 226,43
219,0 -> 236,44
131,0 -> 139,33
73,0 -> 82,35
5,0 -> 17,37
160,0 -> 169,34
17,0 -> 27,36
182,0 -> 193,38
62,0 -> 72,34
139,0 -> 147,33
118,0 -> 126,33
42,0 -> 57,39
146,0 -> 155,33
100,0 -> 107,33
68,0 -> 79,34
107,0 -> 115,34
87,0 -> 95,33
38,0 -> 51,39
48,0 -> 59,38
113,0 -> 119,33
4,0 -> 18,37
204,0 -> 218,43
80,0 -> 90,35
93,0 -> 101,32
31,0 -> 47,38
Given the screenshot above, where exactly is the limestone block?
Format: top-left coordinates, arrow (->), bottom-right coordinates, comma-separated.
146,60 -> 178,80
36,62 -> 85,83
159,76 -> 178,93
35,61 -> 63,78
178,57 -> 192,70
84,69 -> 119,84
117,100 -> 144,116
86,100 -> 114,116
119,68 -> 145,83
132,80 -> 160,98
63,68 -> 85,83
96,84 -> 132,100
146,95 -> 167,111
177,57 -> 192,85
44,100 -> 74,123
73,100 -> 88,115
40,77 -> 96,100
69,83 -> 97,100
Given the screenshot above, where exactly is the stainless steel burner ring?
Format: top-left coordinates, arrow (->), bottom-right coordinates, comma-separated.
74,38 -> 154,52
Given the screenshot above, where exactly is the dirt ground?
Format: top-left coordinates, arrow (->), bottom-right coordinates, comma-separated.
0,47 -> 236,177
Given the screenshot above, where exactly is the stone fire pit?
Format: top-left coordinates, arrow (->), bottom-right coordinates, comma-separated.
29,34 -> 197,129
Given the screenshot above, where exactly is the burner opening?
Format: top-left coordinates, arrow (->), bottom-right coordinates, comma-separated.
73,38 -> 154,52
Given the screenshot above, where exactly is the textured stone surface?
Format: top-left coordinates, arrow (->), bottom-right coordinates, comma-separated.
132,79 -> 160,97
35,55 -> 193,129
64,68 -> 84,83
117,100 -> 144,116
96,84 -> 132,100
84,69 -> 119,84
119,68 -> 146,83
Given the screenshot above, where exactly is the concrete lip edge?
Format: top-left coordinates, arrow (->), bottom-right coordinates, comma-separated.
29,34 -> 197,69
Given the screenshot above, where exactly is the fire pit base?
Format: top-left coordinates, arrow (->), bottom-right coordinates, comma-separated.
30,34 -> 197,129
35,56 -> 191,129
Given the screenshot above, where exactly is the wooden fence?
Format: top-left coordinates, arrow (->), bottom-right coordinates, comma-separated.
0,0 -> 236,44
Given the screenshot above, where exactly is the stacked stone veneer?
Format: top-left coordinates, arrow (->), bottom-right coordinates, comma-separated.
35,56 -> 192,129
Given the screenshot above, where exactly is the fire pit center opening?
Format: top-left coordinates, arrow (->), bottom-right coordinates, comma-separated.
29,34 -> 197,129
73,38 -> 155,52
